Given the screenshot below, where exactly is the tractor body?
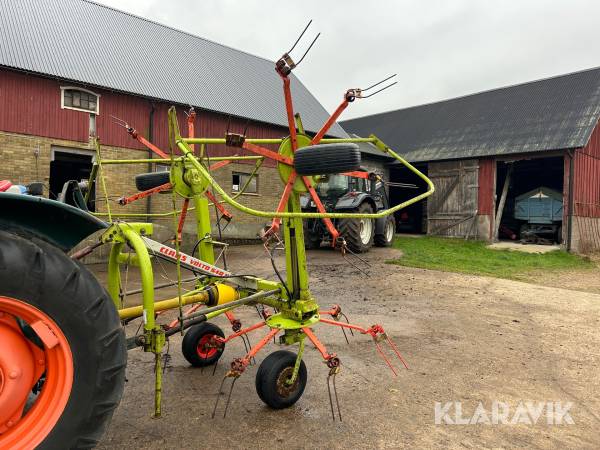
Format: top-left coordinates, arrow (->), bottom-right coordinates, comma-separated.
300,173 -> 395,252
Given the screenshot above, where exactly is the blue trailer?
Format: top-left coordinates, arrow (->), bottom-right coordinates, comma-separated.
514,187 -> 563,243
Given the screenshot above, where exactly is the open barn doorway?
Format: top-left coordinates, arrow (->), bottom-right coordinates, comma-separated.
495,156 -> 564,244
388,163 -> 429,234
49,147 -> 95,211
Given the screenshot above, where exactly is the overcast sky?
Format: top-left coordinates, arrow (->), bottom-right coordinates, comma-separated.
95,0 -> 600,120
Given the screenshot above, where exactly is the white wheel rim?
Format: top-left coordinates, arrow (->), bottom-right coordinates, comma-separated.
385,220 -> 394,242
359,218 -> 373,244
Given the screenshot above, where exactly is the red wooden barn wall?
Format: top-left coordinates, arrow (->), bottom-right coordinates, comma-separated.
570,120 -> 600,218
477,157 -> 496,239
0,69 -> 289,164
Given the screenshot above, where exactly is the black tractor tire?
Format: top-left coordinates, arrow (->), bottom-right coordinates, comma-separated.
303,222 -> 322,250
294,143 -> 361,176
337,202 -> 375,253
255,350 -> 307,409
181,322 -> 225,367
375,215 -> 396,247
0,230 -> 126,449
135,171 -> 170,191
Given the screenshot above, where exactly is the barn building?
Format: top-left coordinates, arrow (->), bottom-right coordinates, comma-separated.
341,67 -> 600,253
0,0 -> 346,239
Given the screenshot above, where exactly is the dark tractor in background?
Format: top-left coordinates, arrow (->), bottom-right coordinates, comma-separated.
300,173 -> 395,253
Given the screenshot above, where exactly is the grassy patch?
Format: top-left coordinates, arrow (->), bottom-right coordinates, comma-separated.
388,236 -> 594,280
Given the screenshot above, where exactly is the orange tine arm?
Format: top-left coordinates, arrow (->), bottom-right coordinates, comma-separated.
242,142 -> 293,165
280,76 -> 298,151
301,176 -> 339,242
265,171 -> 297,235
204,190 -> 233,220
128,128 -> 170,160
311,98 -> 350,145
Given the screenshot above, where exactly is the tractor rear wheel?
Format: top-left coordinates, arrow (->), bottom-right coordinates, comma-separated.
0,231 -> 126,449
375,215 -> 395,247
255,350 -> 307,409
181,322 -> 225,367
337,202 -> 375,253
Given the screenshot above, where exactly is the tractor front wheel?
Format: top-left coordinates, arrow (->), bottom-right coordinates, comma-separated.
0,231 -> 126,449
255,350 -> 307,409
375,215 -> 396,247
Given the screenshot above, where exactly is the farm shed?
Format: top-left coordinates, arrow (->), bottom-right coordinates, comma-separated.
0,0 -> 347,239
341,67 -> 600,252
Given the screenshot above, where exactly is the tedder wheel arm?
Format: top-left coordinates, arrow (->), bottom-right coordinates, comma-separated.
175,135 -> 434,220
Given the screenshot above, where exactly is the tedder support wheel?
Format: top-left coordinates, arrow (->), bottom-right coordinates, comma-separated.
375,215 -> 396,247
181,322 -> 225,367
338,202 -> 375,253
255,350 -> 307,409
0,230 -> 126,449
293,143 -> 361,176
135,171 -> 170,191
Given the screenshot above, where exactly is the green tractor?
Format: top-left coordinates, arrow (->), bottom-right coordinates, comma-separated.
300,172 -> 395,253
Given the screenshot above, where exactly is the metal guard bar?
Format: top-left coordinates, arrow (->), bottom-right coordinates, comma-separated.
177,135 -> 435,219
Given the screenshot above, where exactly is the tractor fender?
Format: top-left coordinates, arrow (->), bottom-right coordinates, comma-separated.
334,193 -> 377,213
0,192 -> 108,252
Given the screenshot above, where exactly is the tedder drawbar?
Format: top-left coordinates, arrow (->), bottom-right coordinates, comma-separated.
0,22 -> 434,449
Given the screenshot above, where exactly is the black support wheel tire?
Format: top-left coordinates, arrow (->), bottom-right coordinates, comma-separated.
134,171 -> 170,191
255,350 -> 307,409
181,322 -> 225,367
375,215 -> 396,247
0,230 -> 126,450
294,143 -> 361,176
337,202 -> 375,253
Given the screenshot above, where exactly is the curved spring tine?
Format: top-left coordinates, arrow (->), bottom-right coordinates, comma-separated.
212,361 -> 219,376
362,81 -> 398,99
326,370 -> 342,421
287,20 -> 313,55
333,372 -> 342,421
340,313 -> 354,337
363,74 -> 397,92
340,325 -> 350,345
110,114 -> 129,127
211,375 -> 228,418
222,377 -> 238,418
295,33 -> 320,67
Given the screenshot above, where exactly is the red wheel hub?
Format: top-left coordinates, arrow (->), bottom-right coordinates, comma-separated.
196,334 -> 218,359
0,296 -> 73,449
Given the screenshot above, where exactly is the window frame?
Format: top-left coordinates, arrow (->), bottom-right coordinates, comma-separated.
60,86 -> 100,115
232,171 -> 259,195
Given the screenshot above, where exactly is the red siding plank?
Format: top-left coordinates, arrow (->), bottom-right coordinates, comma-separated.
573,120 -> 600,217
478,157 -> 495,215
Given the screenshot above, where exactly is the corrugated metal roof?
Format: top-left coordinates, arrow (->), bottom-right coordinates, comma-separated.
341,67 -> 600,162
0,0 -> 346,137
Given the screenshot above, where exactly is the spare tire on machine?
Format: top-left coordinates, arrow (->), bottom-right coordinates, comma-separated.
293,143 -> 361,176
135,171 -> 170,191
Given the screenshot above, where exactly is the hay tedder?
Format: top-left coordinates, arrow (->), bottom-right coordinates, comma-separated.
0,22 -> 433,449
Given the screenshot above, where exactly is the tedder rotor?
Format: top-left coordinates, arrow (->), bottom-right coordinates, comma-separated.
0,21 -> 434,448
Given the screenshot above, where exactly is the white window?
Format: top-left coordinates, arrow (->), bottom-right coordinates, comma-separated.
60,86 -> 100,114
232,172 -> 258,194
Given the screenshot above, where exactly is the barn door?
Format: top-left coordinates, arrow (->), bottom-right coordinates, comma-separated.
427,160 -> 479,237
